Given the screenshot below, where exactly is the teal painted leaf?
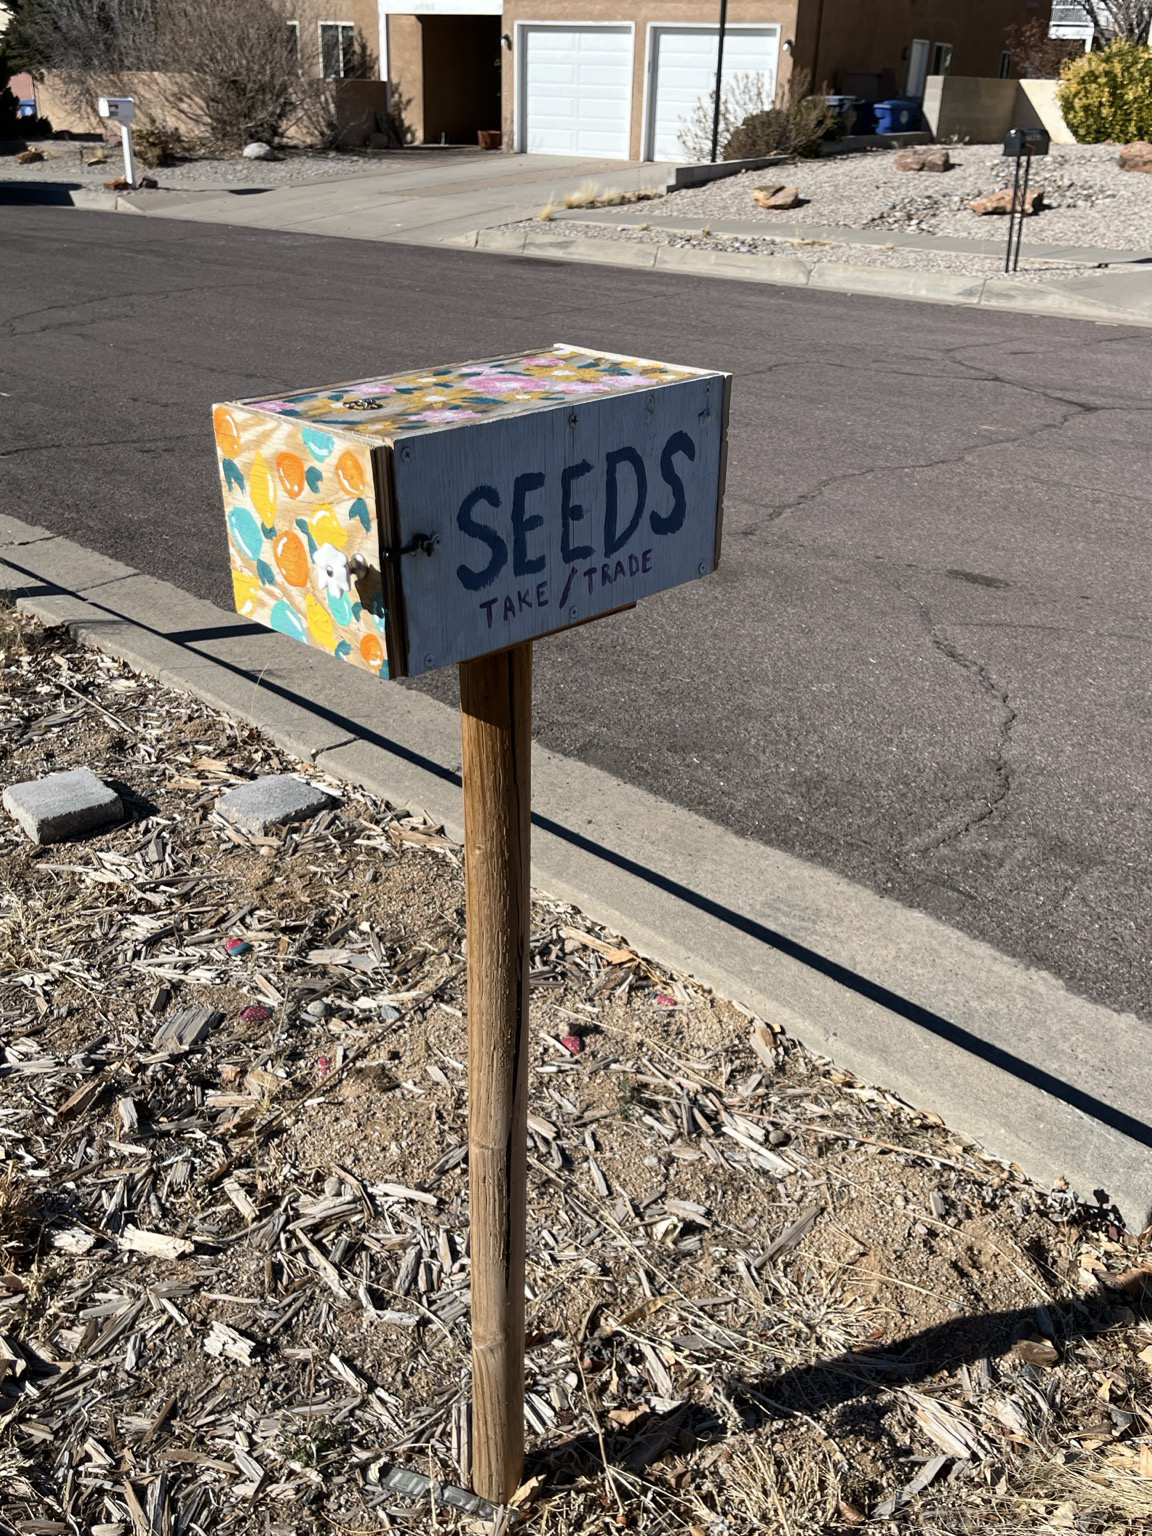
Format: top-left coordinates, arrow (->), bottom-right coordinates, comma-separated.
269,599 -> 307,643
227,505 -> 263,560
347,497 -> 370,531
260,523 -> 276,540
305,465 -> 323,493
334,640 -> 352,659
256,558 -> 276,586
351,602 -> 362,620
222,458 -> 245,493
301,426 -> 335,462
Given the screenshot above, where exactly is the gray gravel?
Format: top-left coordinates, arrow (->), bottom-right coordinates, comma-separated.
1,140 -> 418,190
519,217 -> 1107,283
648,143 -> 1152,251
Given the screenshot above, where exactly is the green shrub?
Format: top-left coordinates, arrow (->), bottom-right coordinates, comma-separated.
1057,40 -> 1152,143
132,124 -> 186,167
723,95 -> 840,160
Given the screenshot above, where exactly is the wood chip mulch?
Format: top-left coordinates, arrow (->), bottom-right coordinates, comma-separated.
1,600 -> 1151,1536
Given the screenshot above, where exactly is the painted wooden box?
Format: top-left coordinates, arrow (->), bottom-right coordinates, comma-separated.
214,344 -> 730,679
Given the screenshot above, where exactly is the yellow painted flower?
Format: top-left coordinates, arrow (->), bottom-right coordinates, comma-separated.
308,503 -> 347,549
231,568 -> 260,615
250,451 -> 277,520
305,591 -> 336,651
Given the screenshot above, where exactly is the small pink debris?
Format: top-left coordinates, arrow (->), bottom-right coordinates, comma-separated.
240,1003 -> 272,1022
225,937 -> 251,957
560,1034 -> 583,1056
653,992 -> 677,1007
316,1054 -> 331,1077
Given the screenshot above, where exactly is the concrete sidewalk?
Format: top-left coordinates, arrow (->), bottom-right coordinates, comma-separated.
2,512 -> 1149,1229
101,152 -> 677,247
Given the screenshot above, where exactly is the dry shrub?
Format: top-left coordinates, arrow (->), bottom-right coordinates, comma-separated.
132,122 -> 185,165
724,95 -> 840,160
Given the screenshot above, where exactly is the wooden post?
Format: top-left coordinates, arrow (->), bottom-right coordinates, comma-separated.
459,641 -> 533,1504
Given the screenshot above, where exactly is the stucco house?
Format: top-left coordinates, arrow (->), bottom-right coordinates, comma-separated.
376,0 -> 1048,155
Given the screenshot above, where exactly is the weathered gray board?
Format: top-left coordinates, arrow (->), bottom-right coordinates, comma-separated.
391,374 -> 726,674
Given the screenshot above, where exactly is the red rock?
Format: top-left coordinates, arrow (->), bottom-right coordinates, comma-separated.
1119,141 -> 1152,172
894,148 -> 951,172
752,183 -> 800,209
103,177 -> 131,191
969,187 -> 1044,216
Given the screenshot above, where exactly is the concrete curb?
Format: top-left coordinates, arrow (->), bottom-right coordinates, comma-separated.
1,516 -> 1149,1228
468,226 -> 1152,328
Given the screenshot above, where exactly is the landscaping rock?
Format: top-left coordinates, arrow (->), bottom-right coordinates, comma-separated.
1118,141 -> 1152,173
103,177 -> 130,191
969,187 -> 1044,216
13,149 -> 44,165
752,183 -> 800,210
216,775 -> 336,834
3,768 -> 124,844
242,141 -> 277,160
894,148 -> 951,172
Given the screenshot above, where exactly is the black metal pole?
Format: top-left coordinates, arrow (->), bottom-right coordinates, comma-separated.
1012,148 -> 1032,273
1005,150 -> 1023,274
709,0 -> 729,163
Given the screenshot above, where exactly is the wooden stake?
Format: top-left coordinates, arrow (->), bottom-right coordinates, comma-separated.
459,641 -> 532,1503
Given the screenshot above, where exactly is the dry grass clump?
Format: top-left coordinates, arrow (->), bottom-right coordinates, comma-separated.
561,181 -> 663,209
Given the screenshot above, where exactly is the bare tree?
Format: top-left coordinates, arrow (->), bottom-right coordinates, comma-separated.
159,0 -> 301,148
1077,0 -> 1152,42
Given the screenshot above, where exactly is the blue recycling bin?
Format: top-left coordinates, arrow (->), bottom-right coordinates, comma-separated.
874,98 -> 922,133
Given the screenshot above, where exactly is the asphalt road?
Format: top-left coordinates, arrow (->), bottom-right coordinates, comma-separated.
3,207 -> 1151,1025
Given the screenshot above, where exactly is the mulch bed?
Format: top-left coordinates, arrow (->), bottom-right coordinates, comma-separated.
1,599 -> 1150,1536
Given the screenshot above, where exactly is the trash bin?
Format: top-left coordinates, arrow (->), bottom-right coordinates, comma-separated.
874,98 -> 922,133
823,94 -> 858,133
853,101 -> 877,135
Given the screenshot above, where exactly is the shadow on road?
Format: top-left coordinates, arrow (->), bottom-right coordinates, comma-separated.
0,180 -> 84,205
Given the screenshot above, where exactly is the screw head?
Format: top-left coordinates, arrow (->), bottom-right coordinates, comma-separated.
569,606 -> 578,619
569,412 -> 579,426
424,654 -> 434,667
698,561 -> 707,575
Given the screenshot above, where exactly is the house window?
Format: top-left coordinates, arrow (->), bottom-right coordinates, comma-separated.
932,42 -> 953,75
320,21 -> 356,78
286,19 -> 300,69
998,48 -> 1012,76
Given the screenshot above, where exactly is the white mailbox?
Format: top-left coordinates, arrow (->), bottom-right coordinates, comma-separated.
97,96 -> 136,123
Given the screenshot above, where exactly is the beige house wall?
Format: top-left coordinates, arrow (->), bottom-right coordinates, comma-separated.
922,74 -> 1075,144
500,0 -> 802,161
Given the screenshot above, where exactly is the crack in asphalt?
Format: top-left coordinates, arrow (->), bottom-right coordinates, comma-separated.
901,592 -> 1018,856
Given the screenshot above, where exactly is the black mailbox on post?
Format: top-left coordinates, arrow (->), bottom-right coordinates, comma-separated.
1003,126 -> 1051,157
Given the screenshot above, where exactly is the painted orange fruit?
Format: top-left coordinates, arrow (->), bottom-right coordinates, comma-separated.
213,406 -> 240,457
359,633 -> 385,669
276,451 -> 305,499
335,450 -> 366,497
273,530 -> 309,587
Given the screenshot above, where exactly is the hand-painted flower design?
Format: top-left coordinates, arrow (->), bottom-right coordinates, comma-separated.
314,542 -> 350,599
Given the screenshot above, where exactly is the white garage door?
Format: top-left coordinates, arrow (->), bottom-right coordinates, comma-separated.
520,25 -> 633,157
646,26 -> 779,161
